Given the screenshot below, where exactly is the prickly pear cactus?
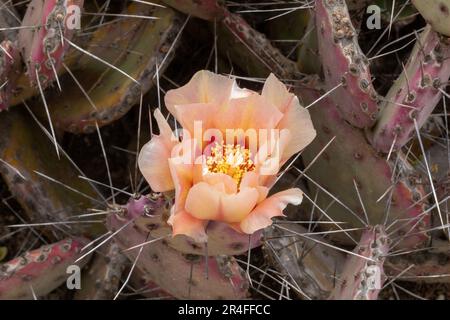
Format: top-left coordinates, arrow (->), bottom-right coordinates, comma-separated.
0,0 -> 450,301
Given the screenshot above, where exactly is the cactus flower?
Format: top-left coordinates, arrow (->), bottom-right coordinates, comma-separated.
138,70 -> 316,242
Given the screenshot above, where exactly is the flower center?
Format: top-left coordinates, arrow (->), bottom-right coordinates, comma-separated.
206,143 -> 255,186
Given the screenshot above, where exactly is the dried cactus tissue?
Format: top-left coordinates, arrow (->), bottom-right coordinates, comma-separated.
0,0 -> 449,302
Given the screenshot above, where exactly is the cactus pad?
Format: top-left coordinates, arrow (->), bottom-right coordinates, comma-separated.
315,0 -> 380,128
330,225 -> 389,300
31,3 -> 183,133
372,25 -> 450,153
0,238 -> 89,299
264,224 -> 344,299
18,0 -> 84,87
412,0 -> 450,36
0,108 -> 103,237
0,40 -> 21,110
299,87 -> 429,249
107,212 -> 249,300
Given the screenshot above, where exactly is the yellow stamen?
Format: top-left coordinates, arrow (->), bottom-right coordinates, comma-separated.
206,143 -> 255,187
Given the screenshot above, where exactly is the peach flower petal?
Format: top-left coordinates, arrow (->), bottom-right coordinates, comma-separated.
173,102 -> 218,137
216,94 -> 284,132
239,188 -> 303,234
240,172 -> 268,202
192,155 -> 206,185
262,73 -> 293,113
220,187 -> 259,223
253,131 -> 289,184
240,172 -> 259,188
154,108 -> 177,147
168,142 -> 198,212
202,172 -> 238,194
167,149 -> 209,242
255,186 -> 269,203
138,138 -> 174,192
165,70 -> 235,118
168,143 -> 203,235
168,208 -> 208,243
138,109 -> 177,192
277,97 -> 317,162
262,73 -> 317,162
169,162 -> 192,211
185,182 -> 221,220
231,82 -> 254,99
139,71 -> 316,240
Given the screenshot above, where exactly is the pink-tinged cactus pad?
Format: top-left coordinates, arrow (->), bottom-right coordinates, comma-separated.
18,0 -> 84,87
107,213 -> 249,300
315,0 -> 380,128
0,238 -> 89,299
131,268 -> 175,299
0,40 -> 21,110
161,0 -> 300,78
330,225 -> 389,300
424,143 -> 450,240
372,25 -> 450,153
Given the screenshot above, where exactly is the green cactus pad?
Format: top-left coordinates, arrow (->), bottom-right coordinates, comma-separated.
0,108 -> 104,237
298,87 -> 429,249
412,0 -> 450,36
30,3 -> 183,134
264,224 -> 345,299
